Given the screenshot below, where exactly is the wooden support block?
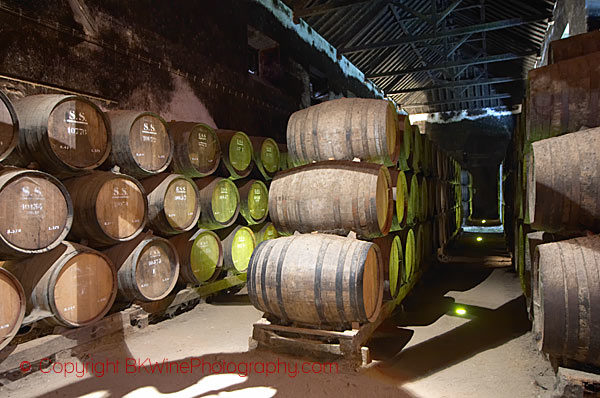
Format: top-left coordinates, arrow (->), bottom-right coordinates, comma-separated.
553,367 -> 600,397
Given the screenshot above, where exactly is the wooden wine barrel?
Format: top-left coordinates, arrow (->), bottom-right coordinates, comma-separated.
287,98 -> 399,167
527,128 -> 600,233
373,234 -> 403,300
406,173 -> 419,226
63,171 -> 147,247
389,169 -> 408,232
217,225 -> 256,273
400,229 -> 416,284
104,111 -> 173,177
411,125 -> 423,172
250,137 -> 280,180
167,122 -> 220,178
248,233 -> 384,325
103,233 -> 179,302
536,235 -> 600,368
269,161 -> 393,239
0,268 -> 25,350
0,91 -> 19,161
194,176 -> 240,230
249,222 -> 279,244
235,179 -> 269,225
399,116 -> 412,170
216,129 -> 254,179
170,229 -> 223,285
418,176 -> 428,222
427,178 -> 436,218
141,173 -> 200,236
0,167 -> 73,259
422,136 -> 432,176
6,94 -> 111,177
3,242 -> 117,327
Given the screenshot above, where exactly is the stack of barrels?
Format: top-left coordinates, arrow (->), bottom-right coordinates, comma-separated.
247,98 -> 463,329
505,30 -> 600,372
0,92 -> 281,350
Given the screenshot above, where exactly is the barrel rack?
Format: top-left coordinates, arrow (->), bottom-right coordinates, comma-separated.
249,267 -> 424,367
0,273 -> 247,383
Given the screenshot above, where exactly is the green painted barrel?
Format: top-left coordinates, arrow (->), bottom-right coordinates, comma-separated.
250,222 -> 279,244
222,226 -> 256,273
195,177 -> 240,230
403,229 -> 415,283
389,235 -> 403,298
419,176 -> 428,222
251,137 -> 280,180
400,117 -> 412,171
411,125 -> 422,172
415,224 -> 425,273
190,231 -> 223,283
216,130 -> 254,179
396,171 -> 408,228
407,174 -> 419,226
236,179 -> 269,225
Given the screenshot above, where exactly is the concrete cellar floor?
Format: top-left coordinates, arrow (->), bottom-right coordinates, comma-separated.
0,233 -> 555,398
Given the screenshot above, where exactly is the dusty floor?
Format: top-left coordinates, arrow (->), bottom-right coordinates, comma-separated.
0,232 -> 555,397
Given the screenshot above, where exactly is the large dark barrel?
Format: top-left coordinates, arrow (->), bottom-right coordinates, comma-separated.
527,128 -> 600,233
0,268 -> 25,350
0,167 -> 73,259
248,233 -> 384,326
217,225 -> 256,273
249,222 -> 279,244
536,235 -> 600,368
235,179 -> 269,225
250,137 -> 280,180
3,242 -> 117,327
169,229 -> 224,285
103,233 -> 179,302
287,98 -> 399,166
141,173 -> 200,236
0,91 -> 19,161
194,176 -> 240,230
269,161 -> 393,239
216,129 -> 254,179
168,122 -> 220,178
104,111 -> 173,177
63,171 -> 147,247
5,94 -> 111,177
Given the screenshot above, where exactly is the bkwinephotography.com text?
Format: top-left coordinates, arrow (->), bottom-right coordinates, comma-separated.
19,357 -> 339,379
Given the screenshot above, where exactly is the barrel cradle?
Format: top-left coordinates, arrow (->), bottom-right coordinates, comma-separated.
2,242 -> 117,327
63,171 -> 147,247
103,232 -> 180,303
104,111 -> 173,177
247,233 -> 384,327
0,267 -> 26,350
215,129 -> 254,179
287,98 -> 400,166
0,91 -> 19,161
169,229 -> 224,285
141,173 -> 200,236
194,176 -> 240,230
269,160 -> 393,239
5,94 -> 111,177
168,122 -> 220,178
0,167 -> 73,259
235,179 -> 269,225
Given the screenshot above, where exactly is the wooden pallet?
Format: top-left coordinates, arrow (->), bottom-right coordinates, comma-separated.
250,300 -> 396,367
552,367 -> 600,397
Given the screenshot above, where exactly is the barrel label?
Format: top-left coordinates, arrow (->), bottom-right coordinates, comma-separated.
135,152 -> 145,157
174,185 -> 187,201
19,185 -> 46,216
63,305 -> 76,312
112,187 -> 130,208
65,110 -> 89,137
236,138 -> 245,150
141,122 -> 158,143
0,324 -> 10,330
48,225 -> 60,231
198,132 -> 208,148
6,228 -> 21,234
